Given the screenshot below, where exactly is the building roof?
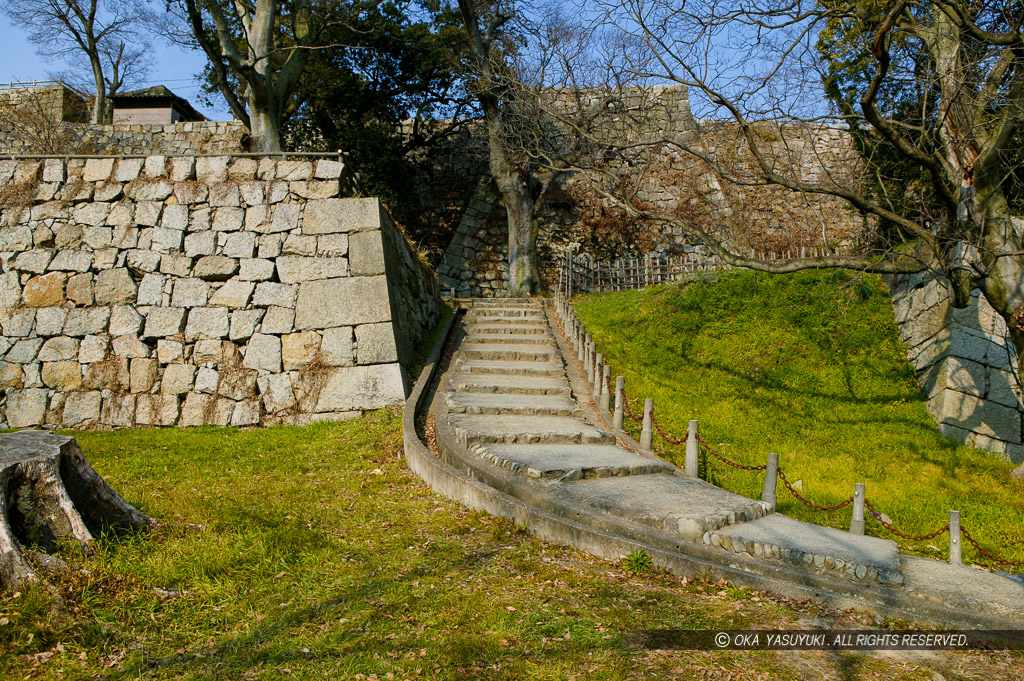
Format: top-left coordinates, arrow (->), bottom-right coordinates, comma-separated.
111,86 -> 206,121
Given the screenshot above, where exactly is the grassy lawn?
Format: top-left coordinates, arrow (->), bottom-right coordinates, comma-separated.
572,269 -> 1024,568
1,412 -> 1020,679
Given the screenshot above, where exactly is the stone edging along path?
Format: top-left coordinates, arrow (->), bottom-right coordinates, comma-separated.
402,298 -> 1024,628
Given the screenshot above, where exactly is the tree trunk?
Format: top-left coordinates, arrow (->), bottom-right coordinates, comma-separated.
248,99 -> 283,153
0,431 -> 156,588
89,55 -> 106,125
501,173 -> 543,297
457,0 -> 544,298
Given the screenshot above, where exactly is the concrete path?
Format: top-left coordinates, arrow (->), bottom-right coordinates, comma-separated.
417,298 -> 1024,626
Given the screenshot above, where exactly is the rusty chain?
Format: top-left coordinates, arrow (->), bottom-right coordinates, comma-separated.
776,468 -> 854,512
864,499 -> 950,541
696,434 -> 767,471
619,384 -> 642,421
961,525 -> 1024,569
650,409 -> 688,445
580,343 -> 1022,569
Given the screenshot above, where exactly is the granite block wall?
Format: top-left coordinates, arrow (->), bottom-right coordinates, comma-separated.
890,272 -> 1024,462
0,120 -> 247,156
436,122 -> 866,297
0,84 -> 246,156
0,155 -> 440,430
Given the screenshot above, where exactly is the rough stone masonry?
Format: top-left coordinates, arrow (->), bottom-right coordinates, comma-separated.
0,155 -> 440,429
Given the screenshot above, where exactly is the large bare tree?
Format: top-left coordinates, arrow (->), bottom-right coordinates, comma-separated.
576,0 -> 1024,374
169,0 -> 312,152
456,0 -> 548,296
1,0 -> 154,123
455,0 -> 642,296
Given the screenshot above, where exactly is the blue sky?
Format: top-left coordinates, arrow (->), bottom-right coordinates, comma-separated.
0,16 -> 231,120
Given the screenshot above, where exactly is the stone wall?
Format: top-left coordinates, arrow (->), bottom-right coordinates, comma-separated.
890,272 -> 1024,461
0,120 -> 247,156
436,121 -> 865,297
0,84 -> 246,156
0,84 -> 88,124
0,155 -> 440,430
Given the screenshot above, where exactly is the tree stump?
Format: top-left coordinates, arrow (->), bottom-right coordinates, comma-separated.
0,430 -> 157,588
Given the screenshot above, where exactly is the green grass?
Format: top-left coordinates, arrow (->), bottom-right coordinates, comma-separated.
3,413 -> 1020,679
573,269 -> 1024,567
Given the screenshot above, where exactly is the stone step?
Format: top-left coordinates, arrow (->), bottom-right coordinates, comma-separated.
464,333 -> 552,345
445,392 -> 582,417
472,443 -> 676,480
474,298 -> 542,304
472,304 -> 544,312
460,343 -> 558,363
710,514 -> 904,586
463,323 -> 549,336
449,414 -> 616,446
450,373 -> 572,396
464,315 -> 547,326
467,308 -> 545,318
552,473 -> 772,544
455,359 -> 566,377
473,299 -> 543,308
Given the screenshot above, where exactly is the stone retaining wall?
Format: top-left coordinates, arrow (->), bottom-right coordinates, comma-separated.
0,84 -> 247,156
436,123 -> 866,297
0,155 -> 440,429
0,121 -> 247,157
890,272 -> 1024,461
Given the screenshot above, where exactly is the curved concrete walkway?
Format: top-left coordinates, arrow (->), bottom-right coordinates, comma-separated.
405,298 -> 1024,628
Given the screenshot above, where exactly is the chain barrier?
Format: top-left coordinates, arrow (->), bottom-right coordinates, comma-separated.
695,434 -> 767,471
650,409 -> 688,445
576,330 -> 1022,570
864,499 -> 950,541
620,384 -> 642,421
961,525 -> 1024,569
776,468 -> 854,512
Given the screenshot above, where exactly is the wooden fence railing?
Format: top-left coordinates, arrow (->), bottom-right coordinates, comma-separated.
559,253 -> 729,294
559,245 -> 856,295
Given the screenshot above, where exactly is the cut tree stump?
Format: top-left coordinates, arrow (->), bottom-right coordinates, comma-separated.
0,430 -> 157,588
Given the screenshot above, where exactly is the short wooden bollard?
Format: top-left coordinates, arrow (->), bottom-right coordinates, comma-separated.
600,365 -> 612,412
949,510 -> 962,565
850,483 -> 865,535
613,376 -> 625,430
761,452 -> 779,511
685,420 -> 699,478
640,399 -> 654,452
593,353 -> 604,397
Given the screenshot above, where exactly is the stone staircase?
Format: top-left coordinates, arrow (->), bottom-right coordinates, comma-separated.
435,299 -> 905,586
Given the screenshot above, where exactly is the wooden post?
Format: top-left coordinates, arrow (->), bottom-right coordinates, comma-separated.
685,420 -> 699,478
600,365 -> 611,412
949,510 -> 962,565
613,376 -> 625,429
593,353 -> 604,397
640,399 -> 654,452
850,483 -> 865,535
761,452 -> 779,511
